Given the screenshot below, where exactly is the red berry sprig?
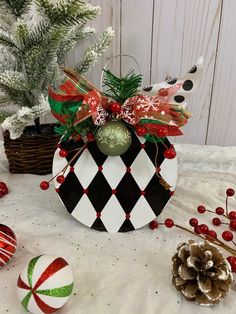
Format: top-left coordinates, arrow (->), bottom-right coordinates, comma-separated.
40,142 -> 87,191
149,187 -> 236,271
0,181 -> 8,198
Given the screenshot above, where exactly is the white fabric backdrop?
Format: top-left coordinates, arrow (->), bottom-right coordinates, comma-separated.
1,142 -> 236,314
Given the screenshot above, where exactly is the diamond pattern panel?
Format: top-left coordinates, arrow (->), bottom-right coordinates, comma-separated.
71,196 -> 96,227
118,219 -> 135,232
101,196 -> 126,232
74,149 -> 98,188
87,172 -> 112,212
91,218 -> 107,232
131,149 -> 155,190
54,132 -> 178,233
102,156 -> 126,188
116,173 -> 141,212
144,138 -> 171,166
87,141 -> 107,166
58,172 -> 84,213
159,157 -> 178,191
130,197 -> 156,229
120,132 -> 142,167
144,174 -> 171,216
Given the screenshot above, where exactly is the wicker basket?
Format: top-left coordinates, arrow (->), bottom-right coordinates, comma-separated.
3,124 -> 60,175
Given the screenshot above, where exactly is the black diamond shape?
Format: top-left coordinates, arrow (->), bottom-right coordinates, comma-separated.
144,174 -> 170,216
120,130 -> 141,167
87,172 -> 112,212
87,141 -> 108,166
116,173 -> 140,212
144,138 -> 171,166
59,172 -> 84,213
91,218 -> 107,232
118,219 -> 135,232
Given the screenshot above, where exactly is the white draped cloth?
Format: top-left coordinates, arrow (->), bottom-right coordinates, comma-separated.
0,141 -> 236,314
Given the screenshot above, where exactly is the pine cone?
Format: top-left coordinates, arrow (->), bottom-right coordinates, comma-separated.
172,240 -> 233,306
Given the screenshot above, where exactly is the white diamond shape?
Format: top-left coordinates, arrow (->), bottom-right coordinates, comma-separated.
130,149 -> 155,189
102,156 -> 126,188
137,135 -> 146,144
71,195 -> 96,227
130,197 -> 156,229
101,196 -> 125,233
53,148 -> 70,189
73,148 -> 98,188
159,157 -> 178,191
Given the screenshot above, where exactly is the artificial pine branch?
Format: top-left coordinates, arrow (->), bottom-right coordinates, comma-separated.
57,26 -> 95,64
35,0 -> 100,26
76,26 -> 114,74
0,31 -> 20,56
0,0 -> 113,138
14,20 -> 29,48
103,69 -> 142,104
0,108 -> 16,123
3,0 -> 31,17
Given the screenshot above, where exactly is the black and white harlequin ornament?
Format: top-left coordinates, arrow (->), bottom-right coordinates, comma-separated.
53,131 -> 178,233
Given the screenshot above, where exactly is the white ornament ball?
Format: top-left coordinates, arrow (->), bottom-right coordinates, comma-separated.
17,255 -> 74,314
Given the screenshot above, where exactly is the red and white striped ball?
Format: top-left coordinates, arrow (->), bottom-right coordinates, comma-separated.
0,224 -> 17,267
17,255 -> 74,314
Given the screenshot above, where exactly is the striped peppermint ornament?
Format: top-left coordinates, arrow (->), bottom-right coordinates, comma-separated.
17,255 -> 74,314
0,224 -> 17,267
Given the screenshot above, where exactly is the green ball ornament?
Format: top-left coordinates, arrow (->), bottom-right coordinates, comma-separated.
95,120 -> 132,156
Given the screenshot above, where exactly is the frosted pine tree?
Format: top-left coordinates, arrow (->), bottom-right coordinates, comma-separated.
0,0 -> 114,138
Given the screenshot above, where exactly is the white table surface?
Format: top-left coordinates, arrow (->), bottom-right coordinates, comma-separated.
1,141 -> 236,314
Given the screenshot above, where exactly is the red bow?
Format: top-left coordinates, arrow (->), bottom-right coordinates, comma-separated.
49,72 -> 191,137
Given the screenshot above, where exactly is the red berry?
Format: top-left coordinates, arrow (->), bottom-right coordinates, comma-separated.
0,182 -> 7,189
212,217 -> 221,226
149,220 -> 158,229
226,188 -> 235,197
164,148 -> 176,159
40,181 -> 49,190
59,149 -> 68,158
136,125 -> 147,137
197,205 -> 206,214
87,132 -> 95,142
227,256 -> 236,272
0,190 -> 5,198
207,230 -> 217,239
194,225 -> 201,234
70,166 -> 74,172
156,126 -> 168,138
215,207 -> 224,215
158,88 -> 168,97
56,175 -> 65,184
222,231 -> 233,242
164,218 -> 174,228
199,224 -> 209,235
189,218 -> 198,227
110,102 -> 122,113
0,186 -> 8,194
229,211 -> 236,220
229,220 -> 236,231
75,134 -> 82,141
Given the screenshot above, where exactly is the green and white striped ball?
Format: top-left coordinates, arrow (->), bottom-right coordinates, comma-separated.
17,255 -> 74,314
